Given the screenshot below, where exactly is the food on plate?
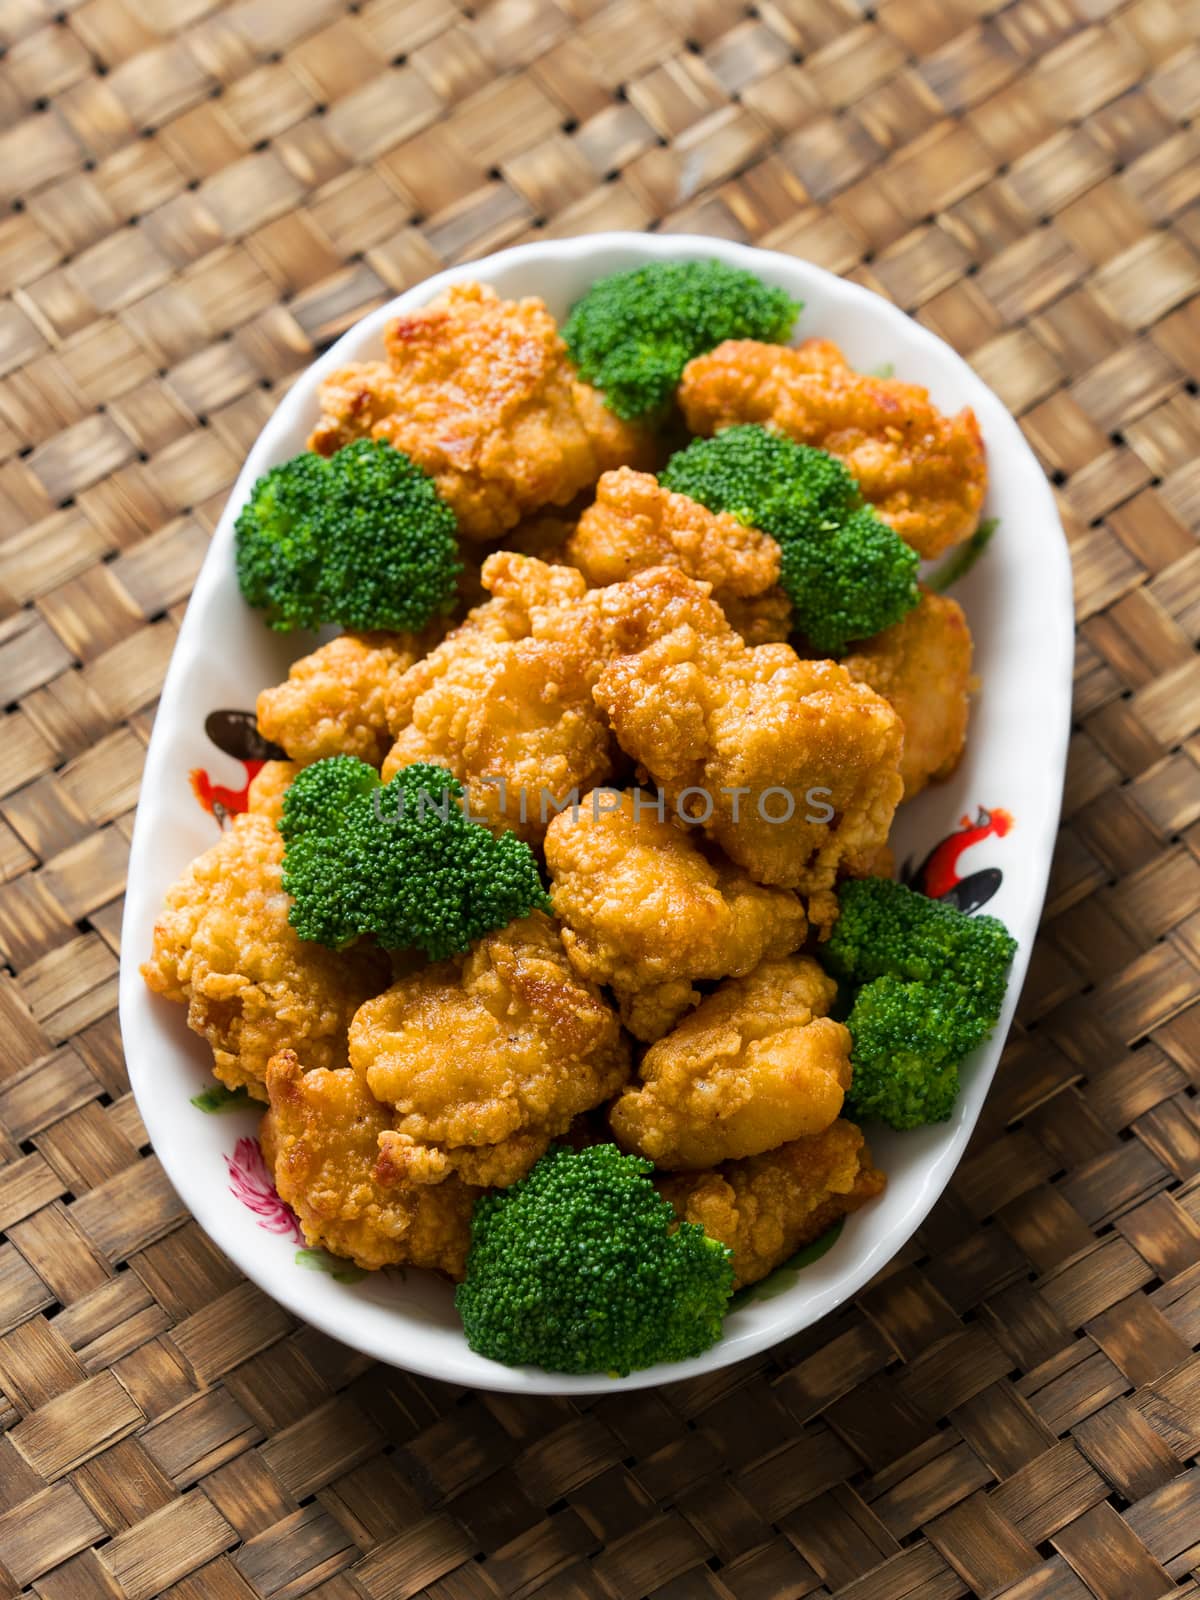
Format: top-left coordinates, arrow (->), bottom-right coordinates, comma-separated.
716,589 -> 797,650
382,550 -> 796,842
141,814 -> 388,1098
235,440 -> 460,632
246,759 -> 299,823
382,562 -> 614,846
544,790 -> 807,1042
262,1049 -> 478,1274
609,957 -> 851,1169
926,516 -> 997,593
309,282 -> 655,540
842,590 -> 973,799
566,466 -> 789,644
660,425 -> 919,654
563,258 -> 798,419
257,631 -> 425,769
824,878 -> 1017,1129
502,513 -> 576,561
455,1143 -> 735,1374
349,912 -> 629,1188
679,337 -> 987,558
594,625 -> 904,920
278,757 -> 549,958
658,1119 -> 885,1287
145,256 -> 1021,1376
523,556 -> 733,668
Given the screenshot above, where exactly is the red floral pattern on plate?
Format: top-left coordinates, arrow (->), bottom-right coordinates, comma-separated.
225,1135 -> 303,1243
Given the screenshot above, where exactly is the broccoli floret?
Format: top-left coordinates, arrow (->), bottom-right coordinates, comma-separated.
563,260 -> 799,420
826,877 -> 1017,1036
235,440 -> 461,633
661,425 -> 920,654
822,878 -> 1018,1130
841,977 -> 963,1129
456,1144 -> 734,1375
278,756 -> 549,958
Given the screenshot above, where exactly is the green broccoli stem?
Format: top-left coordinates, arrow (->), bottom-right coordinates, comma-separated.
926,517 -> 998,594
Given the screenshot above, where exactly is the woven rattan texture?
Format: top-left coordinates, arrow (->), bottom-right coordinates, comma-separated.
1,0 -> 1199,1596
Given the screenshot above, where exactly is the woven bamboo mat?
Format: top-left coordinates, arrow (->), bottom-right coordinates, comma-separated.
1,0 -> 1198,1595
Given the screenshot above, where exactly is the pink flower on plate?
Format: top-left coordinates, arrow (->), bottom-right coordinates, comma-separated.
225,1136 -> 303,1243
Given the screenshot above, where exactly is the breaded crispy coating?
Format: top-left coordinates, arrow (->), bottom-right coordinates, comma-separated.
409,559 -> 558,668
246,759 -> 299,824
385,633 -> 614,851
864,841 -> 897,881
262,1049 -> 478,1275
381,554 -> 741,843
308,282 -> 655,541
610,957 -> 851,1169
382,626 -> 614,846
567,467 -> 789,643
257,631 -> 422,769
476,549 -> 592,622
717,590 -> 796,649
349,913 -> 630,1188
383,558 -> 585,745
464,549 -> 731,669
544,790 -> 807,1042
680,337 -> 987,558
141,815 -> 388,1098
842,590 -> 973,799
571,368 -> 663,473
509,552 -> 741,669
658,1119 -> 885,1287
594,627 -> 904,917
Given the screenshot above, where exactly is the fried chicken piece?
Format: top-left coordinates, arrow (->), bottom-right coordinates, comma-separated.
566,467 -> 790,643
841,590 -> 972,800
383,557 -> 587,740
475,548 -> 592,623
380,554 -> 731,843
382,631 -> 614,845
680,338 -> 987,558
571,368 -> 663,475
507,551 -> 739,669
349,913 -> 630,1188
308,282 -> 655,541
141,815 -> 388,1098
389,551 -> 900,906
246,760 -> 299,824
465,548 -> 735,668
257,631 -> 422,769
381,558 -> 602,844
658,1119 -> 885,1287
594,627 -> 904,917
610,957 -> 851,1169
399,555 -> 564,675
262,1049 -> 478,1275
544,790 -> 807,1041
864,841 -> 896,880
718,590 -> 795,649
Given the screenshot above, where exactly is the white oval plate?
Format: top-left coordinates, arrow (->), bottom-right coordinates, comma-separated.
118,233 -> 1072,1394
